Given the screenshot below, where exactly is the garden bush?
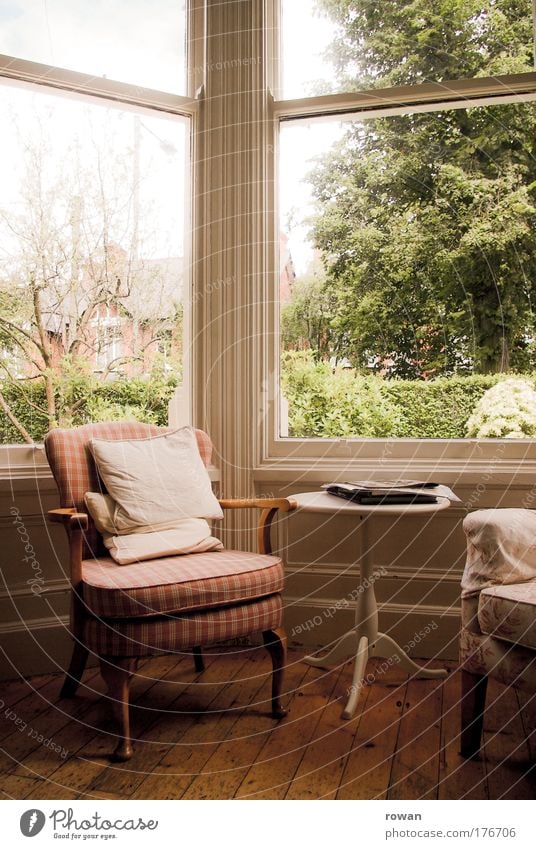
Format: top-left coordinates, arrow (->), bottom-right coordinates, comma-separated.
280,351 -> 405,437
380,374 -> 502,438
465,377 -> 536,438
0,370 -> 179,444
281,351 -> 523,439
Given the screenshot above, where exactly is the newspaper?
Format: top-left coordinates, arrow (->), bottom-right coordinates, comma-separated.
321,480 -> 461,505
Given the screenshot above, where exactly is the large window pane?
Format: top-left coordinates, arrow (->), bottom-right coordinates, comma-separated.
281,0 -> 534,99
0,84 -> 188,443
279,98 -> 536,439
0,0 -> 187,94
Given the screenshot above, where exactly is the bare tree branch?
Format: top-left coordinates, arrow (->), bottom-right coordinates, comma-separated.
0,389 -> 34,443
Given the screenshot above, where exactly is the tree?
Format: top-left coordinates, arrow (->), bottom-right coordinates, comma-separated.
280,257 -> 338,360
300,0 -> 536,377
0,108 -> 183,442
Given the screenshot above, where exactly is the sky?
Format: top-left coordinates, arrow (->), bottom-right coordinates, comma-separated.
279,1 -> 342,275
0,1 -> 337,275
0,0 -> 187,92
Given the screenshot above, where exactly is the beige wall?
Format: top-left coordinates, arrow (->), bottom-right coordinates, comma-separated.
0,461 -> 73,680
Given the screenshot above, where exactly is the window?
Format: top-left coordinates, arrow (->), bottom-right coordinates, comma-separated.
278,0 -> 536,442
0,5 -> 190,445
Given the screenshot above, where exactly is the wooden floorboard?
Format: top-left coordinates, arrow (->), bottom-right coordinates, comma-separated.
482,679 -> 535,800
336,660 -> 409,800
387,675 -> 444,800
236,662 -> 344,799
438,669 -> 489,800
0,648 -> 533,800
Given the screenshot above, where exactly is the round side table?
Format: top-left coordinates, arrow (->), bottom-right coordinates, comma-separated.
290,490 -> 451,719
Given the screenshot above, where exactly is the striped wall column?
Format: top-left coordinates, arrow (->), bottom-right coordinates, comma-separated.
192,0 -> 274,550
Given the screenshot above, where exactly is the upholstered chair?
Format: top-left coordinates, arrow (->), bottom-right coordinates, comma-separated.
460,508 -> 536,757
45,422 -> 296,761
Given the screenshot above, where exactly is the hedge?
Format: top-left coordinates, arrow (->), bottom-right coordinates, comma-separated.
2,353 -> 533,443
281,351 -> 524,439
0,373 -> 178,444
379,374 -> 503,439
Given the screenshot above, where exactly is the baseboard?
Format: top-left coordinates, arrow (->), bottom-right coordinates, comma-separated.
0,616 -> 97,680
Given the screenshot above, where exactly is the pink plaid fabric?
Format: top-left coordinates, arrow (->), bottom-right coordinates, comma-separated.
45,423 -> 213,557
84,594 -> 283,655
82,550 -> 284,618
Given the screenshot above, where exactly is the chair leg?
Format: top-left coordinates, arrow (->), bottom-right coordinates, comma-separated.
99,656 -> 138,762
262,627 -> 288,720
193,646 -> 205,673
460,669 -> 488,758
60,643 -> 89,698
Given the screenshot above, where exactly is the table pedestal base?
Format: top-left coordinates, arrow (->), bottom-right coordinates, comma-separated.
304,630 -> 447,719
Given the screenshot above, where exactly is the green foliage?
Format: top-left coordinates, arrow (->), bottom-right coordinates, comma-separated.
280,263 -> 336,359
317,1 -> 533,90
0,369 -> 179,444
281,351 -> 404,437
294,1 -> 536,378
281,350 -> 508,438
465,377 -> 536,437
381,373 -> 502,438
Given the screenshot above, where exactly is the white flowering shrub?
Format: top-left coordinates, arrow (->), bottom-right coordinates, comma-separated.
465,378 -> 536,438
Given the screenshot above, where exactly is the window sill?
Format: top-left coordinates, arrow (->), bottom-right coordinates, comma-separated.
0,444 -> 221,487
256,437 -> 536,486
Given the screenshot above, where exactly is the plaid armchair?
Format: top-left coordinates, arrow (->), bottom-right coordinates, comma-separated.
45,422 -> 295,760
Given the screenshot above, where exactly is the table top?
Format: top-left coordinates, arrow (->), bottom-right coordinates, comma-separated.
289,490 -> 453,517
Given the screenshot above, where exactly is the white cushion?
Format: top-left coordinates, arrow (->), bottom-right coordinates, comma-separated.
102,524 -> 222,565
84,492 -> 223,565
88,426 -> 223,532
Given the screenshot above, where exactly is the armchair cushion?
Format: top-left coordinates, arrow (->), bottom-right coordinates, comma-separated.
84,594 -> 283,656
82,550 -> 284,618
459,626 -> 536,689
478,580 -> 536,650
44,422 -> 213,558
89,426 -> 223,530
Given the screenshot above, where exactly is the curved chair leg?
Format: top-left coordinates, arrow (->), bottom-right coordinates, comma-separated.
99,656 -> 138,762
263,627 -> 288,720
193,646 -> 205,673
460,669 -> 488,758
60,643 -> 89,698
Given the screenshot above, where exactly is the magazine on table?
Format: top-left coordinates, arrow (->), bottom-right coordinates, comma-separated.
321,479 -> 461,505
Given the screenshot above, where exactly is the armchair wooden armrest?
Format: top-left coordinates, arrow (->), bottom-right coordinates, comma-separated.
48,507 -> 89,531
219,497 -> 297,555
219,497 -> 297,512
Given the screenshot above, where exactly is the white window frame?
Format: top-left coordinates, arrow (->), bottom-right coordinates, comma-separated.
262,17 -> 536,485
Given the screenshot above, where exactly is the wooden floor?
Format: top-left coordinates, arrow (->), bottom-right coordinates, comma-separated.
0,647 -> 534,800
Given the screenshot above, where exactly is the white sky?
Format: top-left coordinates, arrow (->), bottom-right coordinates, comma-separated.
0,83 -> 188,260
0,1 -> 338,274
0,0 -> 187,93
280,1 -> 341,274
279,120 -> 346,275
281,0 -> 337,99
